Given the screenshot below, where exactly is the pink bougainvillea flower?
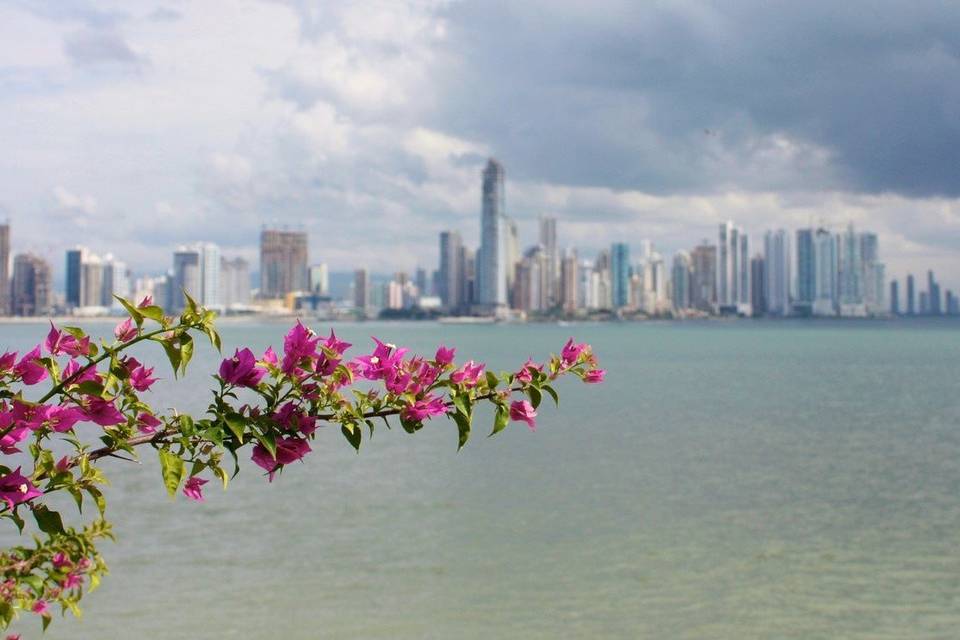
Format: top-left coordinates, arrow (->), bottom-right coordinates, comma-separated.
434,346 -> 455,366
37,405 -> 85,433
13,346 -> 47,385
114,317 -> 137,342
315,330 -> 351,376
0,467 -> 43,509
219,348 -> 266,388
450,360 -> 485,387
561,338 -> 588,367
137,295 -> 153,308
401,395 -> 448,423
353,338 -> 407,381
509,400 -> 538,431
282,321 -> 320,374
31,600 -> 49,616
0,351 -> 16,373
584,369 -> 606,384
0,405 -> 28,454
515,359 -> 542,385
51,552 -> 71,570
45,324 -> 91,357
82,398 -> 126,427
55,456 -> 71,473
262,346 -> 278,366
251,436 -> 312,480
183,476 -> 208,502
62,573 -> 83,590
62,359 -> 98,386
128,363 -> 158,392
136,412 -> 162,434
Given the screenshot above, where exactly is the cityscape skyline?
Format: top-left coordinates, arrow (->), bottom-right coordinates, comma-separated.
2,3 -> 960,293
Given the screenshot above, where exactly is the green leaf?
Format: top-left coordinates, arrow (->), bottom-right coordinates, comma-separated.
158,449 -> 184,498
212,464 -> 229,490
160,339 -> 182,377
452,411 -> 471,451
490,403 -> 509,437
32,505 -> 65,535
452,393 -> 471,418
178,334 -> 194,375
485,370 -> 499,390
528,386 -> 542,410
178,414 -> 196,438
183,290 -> 200,314
113,295 -> 144,327
139,305 -> 166,323
341,423 -> 362,452
86,486 -> 107,516
255,430 -> 277,460
542,384 -> 560,407
224,413 -> 246,443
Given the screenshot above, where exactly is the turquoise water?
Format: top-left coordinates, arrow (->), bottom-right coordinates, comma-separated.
2,319 -> 959,638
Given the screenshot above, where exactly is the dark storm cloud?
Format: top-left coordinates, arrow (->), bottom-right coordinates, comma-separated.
435,1 -> 960,197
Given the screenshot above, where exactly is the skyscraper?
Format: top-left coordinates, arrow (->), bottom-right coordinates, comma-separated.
260,229 -> 308,298
172,246 -> 201,311
838,224 -> 865,316
65,247 -> 86,310
438,230 -> 463,311
308,263 -> 329,296
690,242 -> 717,312
750,255 -> 767,316
199,242 -> 221,309
890,279 -> 900,315
539,216 -> 558,307
671,251 -> 692,311
353,268 -> 369,310
610,242 -> 631,309
906,274 -> 915,315
812,228 -> 837,316
795,228 -> 815,315
220,257 -> 251,309
0,223 -> 10,315
560,249 -> 578,313
477,159 -> 507,309
927,270 -> 941,315
764,229 -> 791,316
11,253 -> 51,316
717,222 -> 750,314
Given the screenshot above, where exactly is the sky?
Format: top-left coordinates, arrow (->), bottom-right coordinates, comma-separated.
1,0 -> 959,291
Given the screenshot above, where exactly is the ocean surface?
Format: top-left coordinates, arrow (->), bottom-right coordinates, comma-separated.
2,318 -> 959,639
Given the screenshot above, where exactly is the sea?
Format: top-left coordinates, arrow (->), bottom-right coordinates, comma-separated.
1,318 -> 958,639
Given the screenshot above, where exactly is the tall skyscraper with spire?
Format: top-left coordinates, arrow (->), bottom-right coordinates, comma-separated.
477,158 -> 507,309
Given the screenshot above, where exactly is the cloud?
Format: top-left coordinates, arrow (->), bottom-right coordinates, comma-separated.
148,7 -> 181,22
53,185 -> 97,217
63,27 -> 147,68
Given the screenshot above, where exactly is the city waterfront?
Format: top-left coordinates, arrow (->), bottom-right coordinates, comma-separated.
2,319 -> 957,639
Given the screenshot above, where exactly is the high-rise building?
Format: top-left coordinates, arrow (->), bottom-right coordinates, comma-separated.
919,291 -> 929,314
539,216 -> 558,307
459,246 -> 476,309
505,217 -> 520,300
750,255 -> 767,316
906,274 -> 915,315
199,242 -> 221,309
353,269 -> 369,310
717,222 -> 750,314
477,159 -> 507,309
260,229 -> 308,298
559,249 -> 578,313
0,223 -> 10,315
81,254 -> 104,308
308,263 -> 329,297
946,290 -> 959,315
438,231 -> 463,311
11,253 -> 51,316
795,228 -> 815,314
890,280 -> 900,315
671,251 -> 692,311
610,243 -> 631,309
65,247 -> 86,309
101,254 -> 129,308
220,257 -> 251,309
690,242 -> 717,312
812,228 -> 837,316
838,224 -> 865,316
415,267 -> 427,298
927,270 -> 941,315
764,229 -> 791,316
861,233 -> 885,315
172,246 -> 201,311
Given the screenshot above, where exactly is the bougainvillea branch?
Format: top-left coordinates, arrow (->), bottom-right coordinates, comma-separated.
0,294 -> 603,635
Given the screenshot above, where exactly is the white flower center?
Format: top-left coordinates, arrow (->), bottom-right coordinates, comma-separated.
18,484 -> 28,493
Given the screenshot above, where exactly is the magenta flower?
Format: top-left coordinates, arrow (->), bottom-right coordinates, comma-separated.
82,398 -> 126,426
183,476 -> 208,502
62,573 -> 83,589
251,435 -> 312,480
114,317 -> 137,342
450,360 -> 485,387
128,363 -> 158,392
31,600 -> 49,616
353,338 -> 407,381
281,321 -> 320,374
219,348 -> 266,388
0,467 -> 43,510
45,324 -> 90,357
0,351 -> 16,373
315,330 -> 351,376
0,408 -> 28,453
51,552 -> 71,570
137,295 -> 153,308
262,346 -> 278,366
584,369 -> 606,384
37,405 -> 85,433
13,346 -> 47,385
55,456 -> 71,472
137,412 -> 162,434
509,400 -> 538,431
435,346 -> 455,366
561,338 -> 588,367
62,359 -> 98,386
401,395 -> 448,422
